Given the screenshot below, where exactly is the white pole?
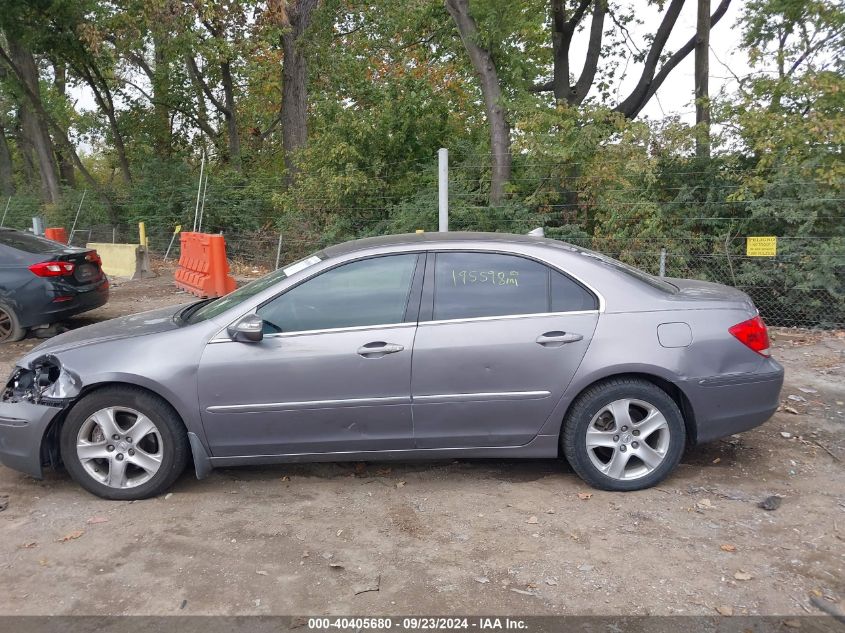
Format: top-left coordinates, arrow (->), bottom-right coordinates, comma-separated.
438,147 -> 448,232
275,233 -> 283,269
68,189 -> 86,244
0,196 -> 11,227
193,151 -> 205,232
197,168 -> 209,233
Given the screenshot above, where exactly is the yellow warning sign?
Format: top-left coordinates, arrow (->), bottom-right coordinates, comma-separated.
746,236 -> 777,257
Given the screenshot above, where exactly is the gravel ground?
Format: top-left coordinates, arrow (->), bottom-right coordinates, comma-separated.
0,269 -> 843,617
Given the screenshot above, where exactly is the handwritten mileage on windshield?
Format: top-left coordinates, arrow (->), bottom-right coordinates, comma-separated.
451,269 -> 520,286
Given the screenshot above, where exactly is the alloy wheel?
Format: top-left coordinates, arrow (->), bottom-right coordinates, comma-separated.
76,407 -> 163,489
585,398 -> 671,481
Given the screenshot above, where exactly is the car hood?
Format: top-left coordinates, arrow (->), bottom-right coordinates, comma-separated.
23,303 -> 191,360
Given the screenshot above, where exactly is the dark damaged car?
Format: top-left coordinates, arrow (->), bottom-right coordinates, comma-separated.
0,232 -> 784,500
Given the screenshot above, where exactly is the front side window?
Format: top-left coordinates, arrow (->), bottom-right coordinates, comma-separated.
433,252 -> 549,320
258,254 -> 418,333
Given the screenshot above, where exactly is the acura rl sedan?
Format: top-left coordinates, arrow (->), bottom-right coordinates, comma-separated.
0,232 -> 784,499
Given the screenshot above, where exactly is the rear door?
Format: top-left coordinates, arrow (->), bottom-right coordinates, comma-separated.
410,251 -> 599,449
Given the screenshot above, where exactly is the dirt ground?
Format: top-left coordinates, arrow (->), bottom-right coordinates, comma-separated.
0,270 -> 843,617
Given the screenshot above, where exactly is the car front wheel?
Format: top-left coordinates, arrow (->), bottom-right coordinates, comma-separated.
60,386 -> 189,500
562,377 -> 686,491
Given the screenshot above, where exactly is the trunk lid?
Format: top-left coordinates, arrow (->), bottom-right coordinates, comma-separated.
664,277 -> 756,312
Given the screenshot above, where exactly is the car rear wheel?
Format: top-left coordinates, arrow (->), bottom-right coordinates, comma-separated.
562,378 -> 686,491
60,387 -> 189,500
0,302 -> 26,342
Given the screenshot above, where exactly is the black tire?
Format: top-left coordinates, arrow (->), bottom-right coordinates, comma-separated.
0,302 -> 27,342
562,377 -> 686,491
60,386 -> 189,500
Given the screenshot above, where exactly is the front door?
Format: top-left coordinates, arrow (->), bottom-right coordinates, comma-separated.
198,253 -> 422,457
411,251 -> 599,448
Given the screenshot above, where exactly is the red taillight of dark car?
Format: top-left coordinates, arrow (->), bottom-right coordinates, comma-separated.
85,251 -> 102,266
29,261 -> 76,277
729,315 -> 771,357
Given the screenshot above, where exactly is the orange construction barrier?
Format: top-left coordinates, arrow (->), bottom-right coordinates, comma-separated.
44,227 -> 68,244
174,232 -> 237,298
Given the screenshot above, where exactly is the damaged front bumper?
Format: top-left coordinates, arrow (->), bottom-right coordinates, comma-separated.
0,356 -> 82,478
0,402 -> 62,478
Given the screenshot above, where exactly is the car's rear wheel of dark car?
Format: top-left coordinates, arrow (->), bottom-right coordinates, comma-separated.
562,377 -> 686,491
59,386 -> 189,500
0,302 -> 26,342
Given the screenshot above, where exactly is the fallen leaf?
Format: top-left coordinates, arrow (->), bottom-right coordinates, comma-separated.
712,458 -> 721,464
720,544 -> 737,553
509,588 -> 535,596
716,606 -> 733,616
336,529 -> 343,537
18,542 -> 37,549
734,571 -> 753,581
545,508 -> 555,514
57,530 -> 84,543
38,558 -> 48,566
474,576 -> 490,584
256,570 -> 268,576
577,492 -> 592,500
545,578 -> 558,586
86,517 -> 109,525
375,468 -> 392,476
783,620 -> 801,629
395,481 -> 406,488
526,515 -> 539,524
281,476 -> 290,482
783,406 -> 799,415
780,431 -> 793,439
164,493 -> 173,500
329,563 -> 344,570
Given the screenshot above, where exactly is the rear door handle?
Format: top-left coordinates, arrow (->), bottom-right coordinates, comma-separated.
536,331 -> 583,347
357,341 -> 405,358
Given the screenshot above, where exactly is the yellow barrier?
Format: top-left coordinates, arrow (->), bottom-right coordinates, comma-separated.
86,243 -> 155,280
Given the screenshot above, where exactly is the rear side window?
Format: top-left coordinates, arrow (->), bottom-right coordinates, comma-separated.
0,230 -> 62,254
552,269 -> 598,311
433,252 -> 549,320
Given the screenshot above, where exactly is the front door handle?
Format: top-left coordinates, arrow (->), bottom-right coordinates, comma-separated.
357,341 -> 405,358
536,331 -> 583,347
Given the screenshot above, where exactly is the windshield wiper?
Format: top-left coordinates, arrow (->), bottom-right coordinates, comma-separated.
176,298 -> 217,323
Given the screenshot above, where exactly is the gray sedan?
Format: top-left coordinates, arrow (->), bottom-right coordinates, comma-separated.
0,232 -> 784,499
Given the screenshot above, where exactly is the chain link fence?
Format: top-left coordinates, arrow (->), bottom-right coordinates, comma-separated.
63,222 -> 844,330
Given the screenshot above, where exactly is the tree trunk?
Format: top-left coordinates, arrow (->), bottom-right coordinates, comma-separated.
0,44 -> 117,220
52,62 -> 77,187
8,38 -> 61,204
220,60 -> 241,170
281,0 -> 319,187
0,120 -> 14,196
151,34 -> 173,158
695,0 -> 711,158
445,0 -> 511,206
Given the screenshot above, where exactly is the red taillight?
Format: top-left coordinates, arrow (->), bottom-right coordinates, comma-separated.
729,315 -> 771,356
29,261 -> 75,277
85,250 -> 102,266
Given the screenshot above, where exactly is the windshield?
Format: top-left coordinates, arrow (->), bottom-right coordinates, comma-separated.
183,253 -> 324,324
0,229 -> 65,254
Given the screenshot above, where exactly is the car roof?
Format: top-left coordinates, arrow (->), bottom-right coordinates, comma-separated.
322,231 -> 586,258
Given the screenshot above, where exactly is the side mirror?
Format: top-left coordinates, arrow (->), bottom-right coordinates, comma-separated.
228,314 -> 264,343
